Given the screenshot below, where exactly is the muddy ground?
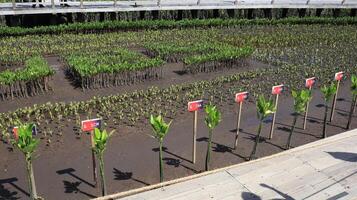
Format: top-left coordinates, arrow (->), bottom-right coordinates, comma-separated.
0,57 -> 356,200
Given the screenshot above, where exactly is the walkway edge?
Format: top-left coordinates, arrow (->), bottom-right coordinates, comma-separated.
93,128 -> 357,200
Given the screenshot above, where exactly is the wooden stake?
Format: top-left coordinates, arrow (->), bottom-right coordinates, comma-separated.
269,94 -> 279,139
234,102 -> 243,149
330,80 -> 340,122
90,130 -> 98,187
192,111 -> 198,164
303,86 -> 312,130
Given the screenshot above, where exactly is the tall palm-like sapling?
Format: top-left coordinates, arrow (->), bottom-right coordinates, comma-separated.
11,124 -> 40,200
321,83 -> 337,138
93,128 -> 114,196
347,75 -> 357,129
286,89 -> 311,149
149,115 -> 172,182
204,104 -> 221,171
249,95 -> 275,161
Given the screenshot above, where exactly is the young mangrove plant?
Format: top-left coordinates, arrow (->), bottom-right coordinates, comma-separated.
286,89 -> 311,149
347,75 -> 357,129
321,83 -> 337,138
204,103 -> 222,171
149,114 -> 172,183
93,128 -> 114,196
11,123 -> 40,200
249,95 -> 275,161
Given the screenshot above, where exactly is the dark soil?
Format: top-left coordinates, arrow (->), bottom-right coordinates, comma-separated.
0,64 -> 23,73
0,57 -> 356,200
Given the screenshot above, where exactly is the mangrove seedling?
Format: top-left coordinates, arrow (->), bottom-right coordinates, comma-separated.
347,75 -> 357,129
150,114 -> 172,183
204,104 -> 222,171
321,83 -> 337,138
249,95 -> 275,161
93,128 -> 114,196
286,89 -> 311,149
11,124 -> 40,200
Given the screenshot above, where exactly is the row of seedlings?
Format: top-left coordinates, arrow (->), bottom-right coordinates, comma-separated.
64,48 -> 165,91
0,56 -> 54,100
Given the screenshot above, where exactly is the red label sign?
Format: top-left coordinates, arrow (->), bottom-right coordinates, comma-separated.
81,118 -> 102,132
13,125 -> 37,140
272,85 -> 284,95
335,71 -> 344,81
235,92 -> 249,103
305,77 -> 316,88
188,100 -> 204,112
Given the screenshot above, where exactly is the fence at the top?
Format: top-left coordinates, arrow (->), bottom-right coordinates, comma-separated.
0,0 -> 356,15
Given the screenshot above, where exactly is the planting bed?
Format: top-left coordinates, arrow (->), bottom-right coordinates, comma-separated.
0,18 -> 357,200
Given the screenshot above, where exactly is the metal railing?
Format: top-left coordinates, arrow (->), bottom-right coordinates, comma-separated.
0,0 -> 355,15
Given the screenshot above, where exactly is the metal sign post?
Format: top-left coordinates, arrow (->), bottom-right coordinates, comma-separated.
81,118 -> 102,187
303,77 -> 316,130
269,85 -> 284,139
188,100 -> 204,164
330,72 -> 344,122
234,92 -> 249,149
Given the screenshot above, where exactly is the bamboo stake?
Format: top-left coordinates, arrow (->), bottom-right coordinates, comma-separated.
330,80 -> 340,122
303,86 -> 312,130
91,130 -> 98,187
234,102 -> 242,149
192,111 -> 198,164
269,94 -> 279,139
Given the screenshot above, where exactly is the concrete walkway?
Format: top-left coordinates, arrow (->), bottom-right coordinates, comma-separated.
98,129 -> 357,200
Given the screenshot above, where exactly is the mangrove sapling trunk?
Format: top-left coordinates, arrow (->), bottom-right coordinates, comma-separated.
250,119 -> 263,161
286,114 -> 298,150
159,139 -> 164,183
98,154 -> 107,196
322,104 -> 329,138
347,95 -> 357,129
205,129 -> 213,171
26,154 -> 38,200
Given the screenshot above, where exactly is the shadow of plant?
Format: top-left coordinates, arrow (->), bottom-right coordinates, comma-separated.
113,168 -> 150,186
0,178 -> 28,198
163,158 -> 181,167
0,184 -> 19,200
62,181 -> 96,198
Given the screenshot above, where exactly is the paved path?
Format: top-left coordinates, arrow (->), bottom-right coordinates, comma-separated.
1,0 -> 357,15
97,128 -> 357,200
